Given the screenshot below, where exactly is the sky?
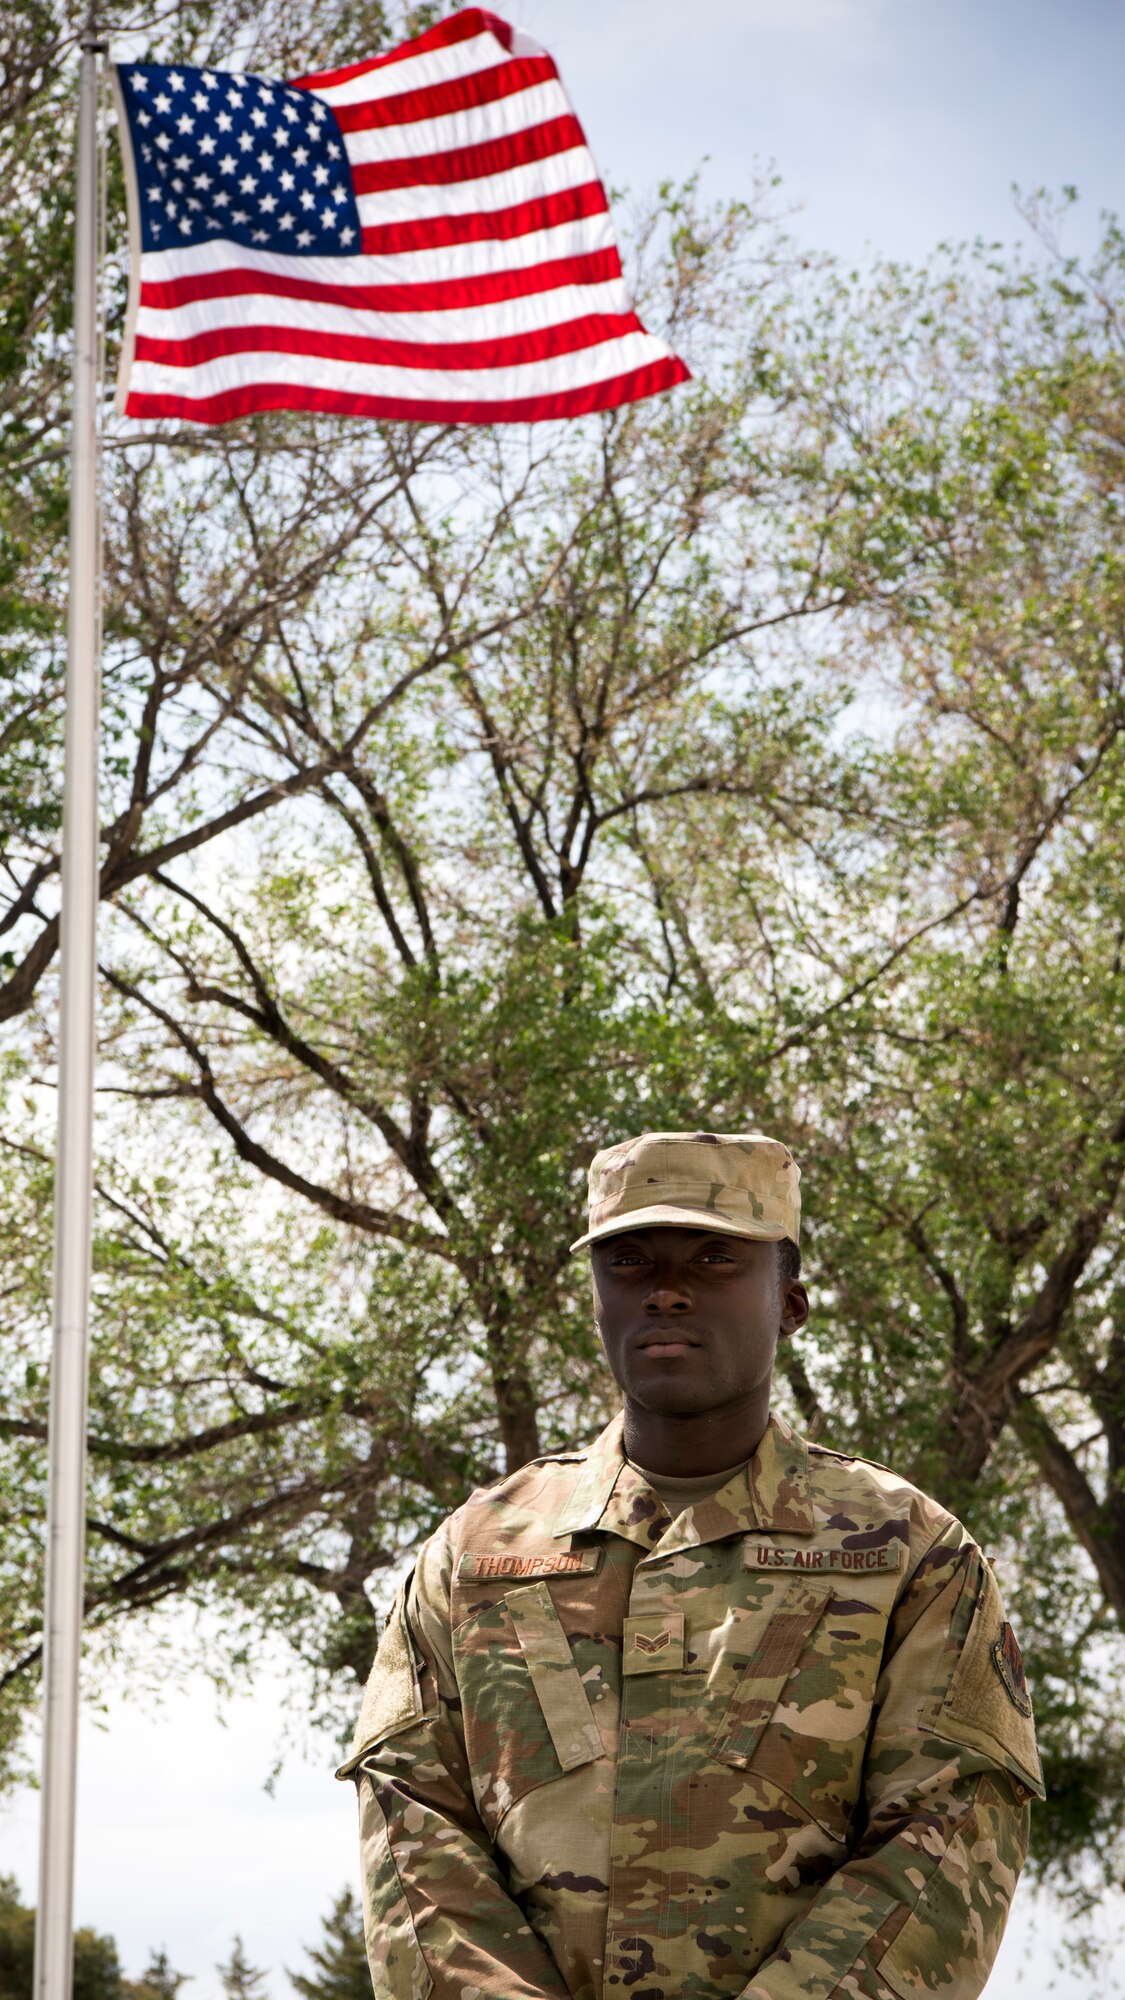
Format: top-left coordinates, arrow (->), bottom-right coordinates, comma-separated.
529,0 -> 1125,270
6,2 -> 1125,1995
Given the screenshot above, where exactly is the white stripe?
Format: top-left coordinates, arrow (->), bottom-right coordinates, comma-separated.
137,208 -> 618,289
136,276 -> 634,346
354,145 -> 597,225
340,78 -> 571,166
306,30 -> 515,109
126,327 -> 670,403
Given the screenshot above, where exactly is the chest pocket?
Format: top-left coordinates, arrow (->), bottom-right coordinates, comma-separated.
711,1580 -> 828,1766
712,1572 -> 894,1841
453,1580 -> 604,1831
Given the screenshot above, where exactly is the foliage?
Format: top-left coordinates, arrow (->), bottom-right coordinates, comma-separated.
216,1938 -> 267,2000
288,1890 -> 369,2000
125,1950 -> 191,2000
0,1875 -> 124,2000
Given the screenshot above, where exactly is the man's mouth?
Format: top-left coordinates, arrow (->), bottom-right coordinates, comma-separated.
636,1329 -> 702,1356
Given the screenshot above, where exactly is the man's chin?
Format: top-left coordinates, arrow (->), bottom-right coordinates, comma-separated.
625,1377 -> 722,1419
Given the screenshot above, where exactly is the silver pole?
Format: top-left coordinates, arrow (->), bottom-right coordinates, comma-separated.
34,24 -> 104,2000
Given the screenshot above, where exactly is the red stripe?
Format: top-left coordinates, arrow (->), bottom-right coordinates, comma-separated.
134,312 -> 642,373
359,179 -> 608,255
331,54 -> 557,134
124,353 -> 691,426
139,247 -> 624,314
294,9 -> 508,93
474,9 -> 517,51
350,114 -> 585,195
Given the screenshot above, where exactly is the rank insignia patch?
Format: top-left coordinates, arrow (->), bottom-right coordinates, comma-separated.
991,1621 -> 1033,1716
623,1612 -> 685,1674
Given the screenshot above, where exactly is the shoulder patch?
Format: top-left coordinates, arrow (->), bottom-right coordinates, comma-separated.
992,1621 -> 1033,1717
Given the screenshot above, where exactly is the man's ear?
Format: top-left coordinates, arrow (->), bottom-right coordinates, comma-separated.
779,1281 -> 809,1337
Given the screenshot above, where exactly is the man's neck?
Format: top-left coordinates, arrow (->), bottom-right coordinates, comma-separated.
621,1391 -> 771,1476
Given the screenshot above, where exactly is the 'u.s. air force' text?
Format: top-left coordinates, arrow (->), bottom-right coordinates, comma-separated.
745,1542 -> 904,1572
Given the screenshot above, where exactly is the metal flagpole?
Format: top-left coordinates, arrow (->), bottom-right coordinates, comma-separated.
33,15 -> 105,2000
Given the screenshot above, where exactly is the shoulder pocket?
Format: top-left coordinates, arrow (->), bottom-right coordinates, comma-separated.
713,1570 -> 897,1842
711,1579 -> 829,1769
921,1558 -> 1045,1800
453,1579 -> 603,1829
506,1580 -> 604,1770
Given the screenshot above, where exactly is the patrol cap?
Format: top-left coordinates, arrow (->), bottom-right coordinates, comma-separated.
570,1130 -> 800,1253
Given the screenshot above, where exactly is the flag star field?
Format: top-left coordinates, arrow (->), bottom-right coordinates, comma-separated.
119,65 -> 362,256
114,7 -> 689,425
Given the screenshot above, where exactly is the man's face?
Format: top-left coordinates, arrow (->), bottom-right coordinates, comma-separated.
591,1225 -> 807,1420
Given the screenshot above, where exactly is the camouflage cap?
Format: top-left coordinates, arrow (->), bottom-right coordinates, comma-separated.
570,1130 -> 801,1253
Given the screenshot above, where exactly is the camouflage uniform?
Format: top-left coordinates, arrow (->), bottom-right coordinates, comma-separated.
339,1408 -> 1043,2000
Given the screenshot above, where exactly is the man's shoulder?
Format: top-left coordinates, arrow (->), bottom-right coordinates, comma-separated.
806,1434 -> 963,1552
465,1444 -> 592,1507
435,1443 -> 595,1540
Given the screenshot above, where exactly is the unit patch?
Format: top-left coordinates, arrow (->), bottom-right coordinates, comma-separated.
744,1540 -> 904,1574
991,1620 -> 1033,1717
456,1548 -> 602,1581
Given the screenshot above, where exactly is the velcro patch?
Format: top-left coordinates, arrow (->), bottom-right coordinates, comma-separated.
457,1548 -> 602,1581
744,1540 -> 904,1574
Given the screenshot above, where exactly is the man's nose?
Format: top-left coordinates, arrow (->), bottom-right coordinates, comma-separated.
643,1277 -> 691,1312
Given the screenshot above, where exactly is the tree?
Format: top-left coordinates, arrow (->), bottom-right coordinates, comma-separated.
0,1875 -> 125,2000
216,1938 -> 267,2000
125,1948 -> 191,2000
288,1891 -> 369,2000
3,0 -> 885,1743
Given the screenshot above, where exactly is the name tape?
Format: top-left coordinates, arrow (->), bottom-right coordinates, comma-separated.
745,1541 -> 905,1574
457,1549 -> 602,1581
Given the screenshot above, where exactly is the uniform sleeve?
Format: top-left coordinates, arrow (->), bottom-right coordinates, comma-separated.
737,1526 -> 1045,2000
337,1529 -> 572,2000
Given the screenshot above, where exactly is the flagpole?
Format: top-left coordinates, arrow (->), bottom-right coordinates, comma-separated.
34,16 -> 105,2000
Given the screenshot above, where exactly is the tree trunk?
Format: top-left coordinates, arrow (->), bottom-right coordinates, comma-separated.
483,1317 -> 542,1472
1011,1395 -> 1125,1627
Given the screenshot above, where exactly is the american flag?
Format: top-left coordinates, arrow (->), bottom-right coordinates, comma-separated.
113,7 -> 689,425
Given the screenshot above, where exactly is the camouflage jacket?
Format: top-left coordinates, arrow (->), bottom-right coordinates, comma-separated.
339,1411 -> 1044,2000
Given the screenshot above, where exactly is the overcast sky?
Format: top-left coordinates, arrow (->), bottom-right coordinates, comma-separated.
532,0 -> 1125,269
5,3 -> 1125,1995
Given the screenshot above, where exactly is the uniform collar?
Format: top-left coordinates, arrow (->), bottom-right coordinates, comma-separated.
551,1408 -> 814,1549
